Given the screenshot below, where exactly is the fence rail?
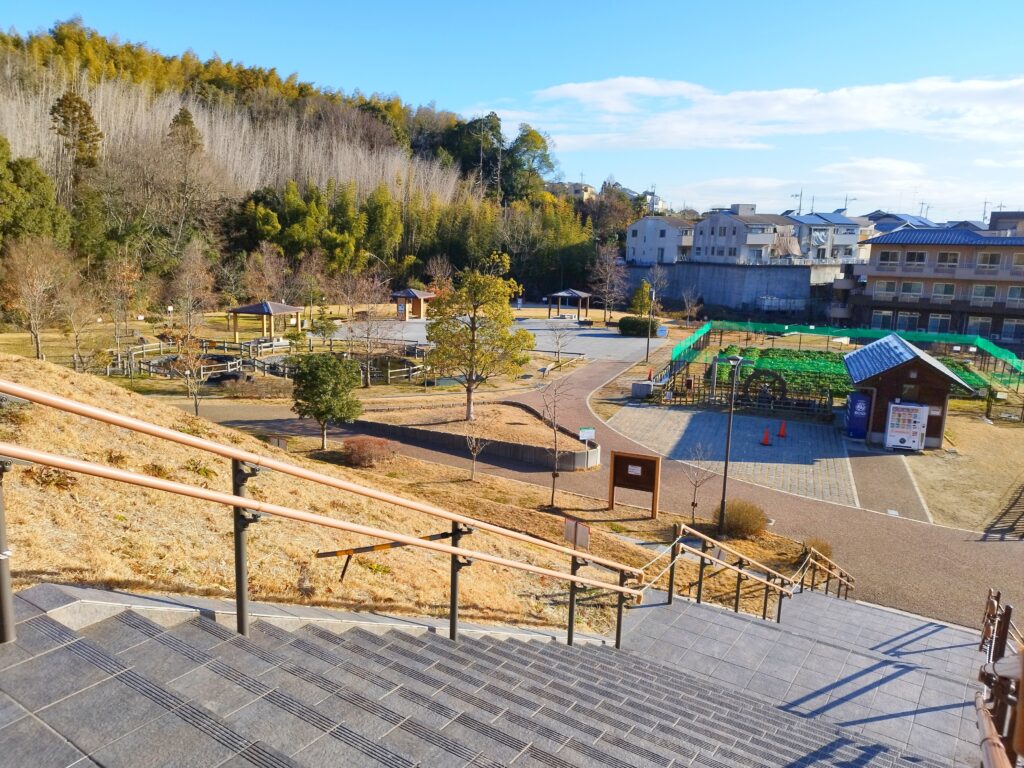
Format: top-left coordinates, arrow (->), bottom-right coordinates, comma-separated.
976,589 -> 1020,767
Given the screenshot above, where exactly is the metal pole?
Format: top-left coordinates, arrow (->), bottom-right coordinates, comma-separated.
824,570 -> 832,597
762,576 -> 771,620
696,540 -> 708,604
567,556 -> 580,646
615,570 -> 627,650
645,288 -> 655,363
733,560 -> 744,613
718,360 -> 740,537
667,524 -> 681,605
776,591 -> 784,623
809,562 -> 818,592
449,521 -> 463,641
232,460 -> 260,637
0,462 -> 14,644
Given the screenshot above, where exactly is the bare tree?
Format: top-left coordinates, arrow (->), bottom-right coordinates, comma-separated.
1,237 -> 71,360
424,255 -> 454,294
243,242 -> 289,302
346,269 -> 392,387
464,409 -> 494,481
289,251 -> 328,327
104,253 -> 143,355
546,321 -> 574,368
60,272 -> 102,371
170,334 -> 208,416
680,286 -> 703,327
541,377 -> 572,507
169,238 -> 216,337
590,243 -> 627,323
648,263 -> 669,315
682,443 -> 717,525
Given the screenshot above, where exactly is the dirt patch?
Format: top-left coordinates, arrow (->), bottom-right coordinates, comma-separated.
362,403 -> 553,447
904,412 -> 1024,534
589,343 -> 675,421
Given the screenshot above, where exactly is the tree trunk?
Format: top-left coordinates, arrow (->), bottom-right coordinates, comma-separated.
321,423 -> 328,451
466,385 -> 475,421
31,329 -> 43,360
470,455 -> 477,481
192,390 -> 200,417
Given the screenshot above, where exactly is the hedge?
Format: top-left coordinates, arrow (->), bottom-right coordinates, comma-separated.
618,315 -> 661,337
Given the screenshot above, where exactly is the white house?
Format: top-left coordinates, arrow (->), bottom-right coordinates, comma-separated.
625,216 -> 694,264
691,204 -> 796,264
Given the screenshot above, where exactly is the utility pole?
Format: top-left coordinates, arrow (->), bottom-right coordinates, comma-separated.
844,194 -> 857,210
791,189 -> 803,214
983,200 -> 994,222
645,287 -> 656,363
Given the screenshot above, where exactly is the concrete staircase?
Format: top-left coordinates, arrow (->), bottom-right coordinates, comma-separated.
0,584 -> 972,768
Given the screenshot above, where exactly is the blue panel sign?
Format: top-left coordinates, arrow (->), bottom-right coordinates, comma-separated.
847,392 -> 871,439
656,326 -> 669,338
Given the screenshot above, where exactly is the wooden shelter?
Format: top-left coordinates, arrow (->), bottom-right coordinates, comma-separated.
547,289 -> 591,320
226,301 -> 304,342
391,289 -> 435,321
843,334 -> 973,449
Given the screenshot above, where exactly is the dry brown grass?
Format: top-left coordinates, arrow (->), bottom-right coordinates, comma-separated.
362,403 -> 553,446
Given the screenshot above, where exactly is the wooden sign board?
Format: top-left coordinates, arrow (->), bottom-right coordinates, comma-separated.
266,434 -> 290,451
608,450 -> 662,519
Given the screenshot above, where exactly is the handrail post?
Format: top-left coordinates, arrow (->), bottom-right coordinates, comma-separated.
776,591 -> 784,623
696,540 -> 708,604
992,606 -> 1013,737
667,524 -> 681,605
232,459 -> 261,637
809,562 -> 818,592
0,461 -> 15,644
567,555 -> 581,646
449,522 -> 472,641
762,576 -> 771,620
733,559 -> 744,613
824,569 -> 832,596
799,559 -> 806,594
615,570 -> 626,650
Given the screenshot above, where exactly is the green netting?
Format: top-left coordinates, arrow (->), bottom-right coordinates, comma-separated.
712,321 -> 1024,374
671,321 -> 712,363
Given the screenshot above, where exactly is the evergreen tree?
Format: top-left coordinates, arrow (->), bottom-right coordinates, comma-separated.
289,353 -> 362,449
49,90 -> 104,206
0,136 -> 71,250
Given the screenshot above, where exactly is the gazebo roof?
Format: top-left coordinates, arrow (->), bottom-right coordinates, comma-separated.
391,289 -> 436,300
227,300 -> 304,316
548,289 -> 591,299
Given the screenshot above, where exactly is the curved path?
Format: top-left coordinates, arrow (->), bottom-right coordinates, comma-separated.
184,360 -> 1021,628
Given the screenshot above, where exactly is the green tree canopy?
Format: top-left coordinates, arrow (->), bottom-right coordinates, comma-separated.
0,135 -> 71,250
628,279 -> 653,315
289,353 -> 362,449
426,252 -> 534,420
49,90 -> 103,205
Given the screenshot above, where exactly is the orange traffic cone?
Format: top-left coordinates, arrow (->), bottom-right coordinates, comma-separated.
760,427 -> 772,446
778,420 -> 788,438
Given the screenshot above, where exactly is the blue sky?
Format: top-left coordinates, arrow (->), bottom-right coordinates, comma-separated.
8,1 -> 1024,221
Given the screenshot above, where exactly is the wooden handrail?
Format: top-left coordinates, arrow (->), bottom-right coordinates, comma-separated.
0,441 -> 643,598
807,547 -> 855,584
676,523 -> 797,585
676,541 -> 794,597
0,378 -> 642,577
805,556 -> 855,588
976,692 -> 1016,768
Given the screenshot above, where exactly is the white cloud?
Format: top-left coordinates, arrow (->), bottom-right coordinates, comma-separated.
818,157 -> 927,179
515,75 -> 1024,151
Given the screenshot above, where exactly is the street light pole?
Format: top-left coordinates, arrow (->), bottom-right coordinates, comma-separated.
717,355 -> 742,537
645,287 -> 655,363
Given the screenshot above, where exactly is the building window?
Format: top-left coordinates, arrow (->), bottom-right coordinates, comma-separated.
967,316 -> 993,336
732,227 -> 737,236
927,313 -> 951,333
659,229 -> 666,238
631,229 -> 638,238
728,247 -> 737,257
878,251 -> 899,264
749,226 -> 765,234
716,247 -> 725,256
871,310 -> 894,330
630,247 -> 635,257
937,252 -> 959,265
1003,319 -> 1024,340
657,247 -> 665,260
816,248 -> 827,259
1014,254 -> 1024,267
718,227 -> 727,237
906,251 -> 926,265
1009,286 -> 1024,300
749,248 -> 762,259
932,283 -> 955,298
695,247 -> 702,255
874,280 -> 897,297
896,312 -> 920,331
972,284 -> 997,299
900,281 -> 923,296
978,253 -> 1001,269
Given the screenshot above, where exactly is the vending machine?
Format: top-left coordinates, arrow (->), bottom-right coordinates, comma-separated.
884,402 -> 929,450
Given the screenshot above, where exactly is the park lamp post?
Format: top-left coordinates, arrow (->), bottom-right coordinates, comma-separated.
644,287 -> 656,363
717,354 -> 744,537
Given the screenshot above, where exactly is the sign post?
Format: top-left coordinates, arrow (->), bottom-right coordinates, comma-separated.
578,427 -> 596,442
607,450 -> 662,519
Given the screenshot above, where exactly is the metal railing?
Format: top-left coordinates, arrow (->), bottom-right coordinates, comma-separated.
795,547 -> 856,599
0,378 -> 646,649
976,588 -> 1021,767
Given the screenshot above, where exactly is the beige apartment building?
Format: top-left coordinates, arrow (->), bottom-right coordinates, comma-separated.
846,229 -> 1024,341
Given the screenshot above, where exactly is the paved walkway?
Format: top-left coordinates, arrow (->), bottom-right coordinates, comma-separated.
608,403 -> 859,507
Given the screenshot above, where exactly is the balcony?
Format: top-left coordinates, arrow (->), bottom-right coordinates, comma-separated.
898,293 -> 923,303
745,233 -> 775,245
970,297 -> 996,308
872,291 -> 897,301
875,263 -> 900,272
929,294 -> 954,305
1006,298 -> 1024,310
833,277 -> 856,290
934,263 -> 957,274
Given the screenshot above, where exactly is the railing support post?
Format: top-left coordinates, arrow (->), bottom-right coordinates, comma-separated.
696,540 -> 708,604
0,462 -> 14,644
733,559 -> 744,613
232,460 -> 261,638
809,562 -> 818,592
667,524 -> 681,605
615,570 -> 626,650
824,570 -> 832,596
762,576 -> 771,620
776,591 -> 784,623
567,556 -> 581,646
449,522 -> 472,641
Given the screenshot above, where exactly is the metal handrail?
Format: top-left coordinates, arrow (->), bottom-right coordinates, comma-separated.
807,547 -> 855,584
806,557 -> 855,588
0,378 -> 642,577
0,441 -> 642,600
675,523 -> 797,585
676,541 -> 794,597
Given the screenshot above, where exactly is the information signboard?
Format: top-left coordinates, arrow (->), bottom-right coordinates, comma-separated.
608,450 -> 662,519
578,427 -> 596,442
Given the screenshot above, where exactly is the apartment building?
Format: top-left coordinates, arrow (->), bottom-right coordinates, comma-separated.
625,215 -> 694,264
691,204 -> 796,264
787,211 -> 861,262
848,228 -> 1024,340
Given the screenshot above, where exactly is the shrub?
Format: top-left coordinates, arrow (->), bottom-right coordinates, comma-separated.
618,315 -> 662,337
340,436 -> 396,468
804,537 -> 833,560
26,466 -> 78,491
723,500 -> 768,539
